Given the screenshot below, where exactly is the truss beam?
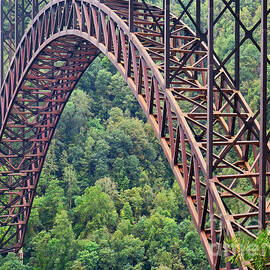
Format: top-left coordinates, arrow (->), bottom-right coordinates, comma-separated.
0,1 -> 269,269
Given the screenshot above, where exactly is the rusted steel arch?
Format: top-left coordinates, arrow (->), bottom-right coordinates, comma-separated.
0,0 -> 269,269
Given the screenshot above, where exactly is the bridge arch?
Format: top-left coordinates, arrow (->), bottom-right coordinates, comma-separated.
0,1 -> 267,269
0,0 -> 177,254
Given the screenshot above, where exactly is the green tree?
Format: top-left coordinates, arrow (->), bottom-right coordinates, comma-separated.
0,253 -> 30,270
58,89 -> 92,144
63,164 -> 79,208
98,247 -> 117,270
47,210 -> 77,270
28,230 -> 51,269
154,188 -> 179,219
74,241 -> 99,270
74,185 -> 118,237
121,188 -> 144,221
37,180 -> 65,230
120,202 -> 134,223
95,177 -> 119,203
111,231 -> 145,268
178,219 -> 210,270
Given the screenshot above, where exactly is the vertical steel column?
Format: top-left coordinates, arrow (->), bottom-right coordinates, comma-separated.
196,0 -> 201,36
22,0 -> 25,37
129,0 -> 134,32
234,0 -> 240,90
207,0 -> 215,264
259,0 -> 268,230
32,0 -> 35,19
207,0 -> 214,180
32,0 -> 38,19
8,0 -> 13,63
231,0 -> 240,137
195,0 -> 201,80
0,0 -> 3,88
15,0 -> 19,47
164,0 -> 170,88
98,0 -> 104,42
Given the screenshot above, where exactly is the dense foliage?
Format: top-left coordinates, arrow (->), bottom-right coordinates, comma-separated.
1,0 -> 269,269
2,55 -> 208,270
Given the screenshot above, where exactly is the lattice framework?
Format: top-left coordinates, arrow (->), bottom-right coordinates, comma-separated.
0,1 -> 269,269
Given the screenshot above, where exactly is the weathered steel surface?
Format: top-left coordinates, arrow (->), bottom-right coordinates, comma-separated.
0,0 -> 269,269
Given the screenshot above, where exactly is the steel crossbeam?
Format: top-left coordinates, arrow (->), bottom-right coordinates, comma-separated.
0,0 -> 269,269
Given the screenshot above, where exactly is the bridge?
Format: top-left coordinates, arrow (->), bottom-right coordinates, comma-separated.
0,0 -> 269,269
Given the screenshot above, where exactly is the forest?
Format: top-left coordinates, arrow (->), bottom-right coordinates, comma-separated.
0,0 -> 269,269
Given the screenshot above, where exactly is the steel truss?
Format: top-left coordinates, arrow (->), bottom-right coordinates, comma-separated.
0,0 -> 269,269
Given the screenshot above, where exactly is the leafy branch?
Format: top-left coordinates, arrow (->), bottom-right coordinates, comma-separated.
226,230 -> 270,270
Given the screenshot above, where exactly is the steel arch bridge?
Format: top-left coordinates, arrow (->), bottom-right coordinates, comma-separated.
0,0 -> 269,269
